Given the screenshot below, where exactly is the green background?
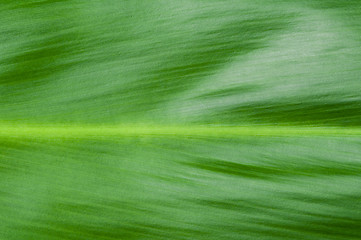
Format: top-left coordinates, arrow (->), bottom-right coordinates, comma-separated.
1,1 -> 361,239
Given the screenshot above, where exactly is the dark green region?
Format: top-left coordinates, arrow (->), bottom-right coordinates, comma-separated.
211,100 -> 361,126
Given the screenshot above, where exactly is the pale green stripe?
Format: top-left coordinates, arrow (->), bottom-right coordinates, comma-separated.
0,124 -> 361,138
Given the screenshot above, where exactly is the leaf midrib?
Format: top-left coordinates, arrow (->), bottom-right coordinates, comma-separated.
1,124 -> 361,139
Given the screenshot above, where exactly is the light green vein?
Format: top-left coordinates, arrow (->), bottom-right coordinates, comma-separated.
0,124 -> 361,139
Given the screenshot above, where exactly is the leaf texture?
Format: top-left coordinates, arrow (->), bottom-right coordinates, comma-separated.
1,1 -> 361,239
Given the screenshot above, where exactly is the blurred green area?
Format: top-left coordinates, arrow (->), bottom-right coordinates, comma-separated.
1,0 -> 360,125
1,136 -> 361,239
1,0 -> 361,239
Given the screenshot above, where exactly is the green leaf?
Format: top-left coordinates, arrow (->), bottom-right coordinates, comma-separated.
1,1 -> 361,239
